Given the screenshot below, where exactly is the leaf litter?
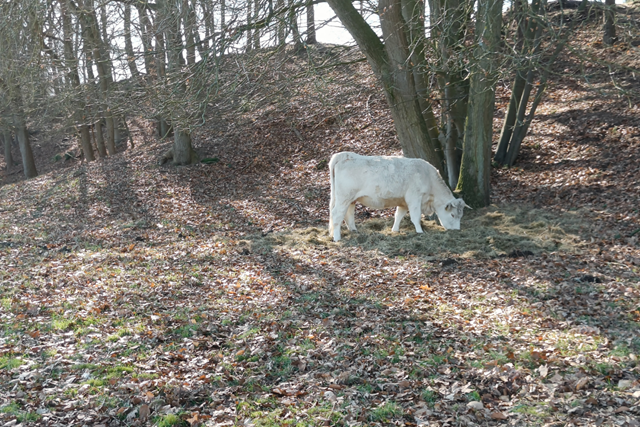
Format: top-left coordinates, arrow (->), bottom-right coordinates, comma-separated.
0,9 -> 639,427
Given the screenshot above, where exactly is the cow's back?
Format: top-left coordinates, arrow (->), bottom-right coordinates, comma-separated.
331,152 -> 437,201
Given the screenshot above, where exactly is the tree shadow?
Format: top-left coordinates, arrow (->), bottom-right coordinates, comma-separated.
175,213 -> 640,424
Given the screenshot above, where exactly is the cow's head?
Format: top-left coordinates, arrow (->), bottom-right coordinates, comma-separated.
435,198 -> 470,230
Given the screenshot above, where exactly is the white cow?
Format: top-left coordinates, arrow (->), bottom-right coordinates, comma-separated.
328,151 -> 469,242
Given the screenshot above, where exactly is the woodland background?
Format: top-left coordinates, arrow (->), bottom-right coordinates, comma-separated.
1,0 -> 640,426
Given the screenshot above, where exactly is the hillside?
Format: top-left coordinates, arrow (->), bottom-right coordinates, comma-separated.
1,5 -> 639,427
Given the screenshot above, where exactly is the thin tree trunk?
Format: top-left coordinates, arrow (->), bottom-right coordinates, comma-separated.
504,68 -> 535,164
154,21 -> 167,77
124,4 -> 140,79
162,0 -> 197,165
114,116 -> 122,143
277,0 -> 285,45
159,120 -> 172,139
401,0 -> 440,146
201,0 -> 212,50
494,0 -> 542,165
99,2 -> 109,47
2,130 -> 14,169
505,72 -> 548,166
254,0 -> 261,50
94,121 -> 107,157
603,0 -> 616,45
494,70 -> 526,164
221,0 -> 226,29
456,0 -> 503,207
307,0 -> 316,44
83,23 -> 96,82
150,4 -> 172,138
122,117 -> 135,149
429,0 -> 471,188
289,0 -> 303,51
183,0 -> 196,65
246,0 -> 253,52
76,0 -> 116,155
495,0 -> 587,166
79,125 -> 93,160
136,4 -> 155,77
62,0 -> 95,162
11,98 -> 38,178
191,0 -> 208,59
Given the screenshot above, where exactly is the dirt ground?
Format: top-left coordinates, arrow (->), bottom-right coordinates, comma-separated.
0,5 -> 639,426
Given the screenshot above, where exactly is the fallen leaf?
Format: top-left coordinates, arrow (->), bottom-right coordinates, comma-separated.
138,404 -> 150,420
491,411 -> 508,420
323,390 -> 337,403
574,377 -> 589,390
467,401 -> 484,410
585,396 -> 598,405
618,379 -> 634,390
538,364 -> 548,378
550,373 -> 563,383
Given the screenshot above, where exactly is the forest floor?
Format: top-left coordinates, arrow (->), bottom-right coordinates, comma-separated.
1,5 -> 640,427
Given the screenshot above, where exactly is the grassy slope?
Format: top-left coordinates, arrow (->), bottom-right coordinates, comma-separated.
1,7 -> 640,427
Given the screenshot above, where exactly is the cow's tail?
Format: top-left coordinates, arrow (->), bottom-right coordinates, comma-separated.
328,153 -> 340,235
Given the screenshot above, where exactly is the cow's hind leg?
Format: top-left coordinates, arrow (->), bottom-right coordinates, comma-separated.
345,203 -> 357,231
392,206 -> 408,232
407,201 -> 424,233
330,202 -> 350,241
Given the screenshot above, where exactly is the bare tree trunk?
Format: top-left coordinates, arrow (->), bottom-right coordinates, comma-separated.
495,0 -> 587,167
10,95 -> 38,178
93,121 -> 107,157
289,0 -> 303,51
246,0 -> 253,52
191,0 -> 208,59
201,0 -> 212,50
99,1 -> 109,46
253,0 -> 261,50
83,24 -> 96,82
2,130 -> 14,169
136,4 -> 156,77
79,125 -> 93,159
327,0 -> 445,175
402,0 -> 441,173
114,116 -> 123,143
62,0 -> 95,162
276,0 -> 285,45
162,0 -> 197,165
183,0 -> 197,65
307,0 -> 316,44
429,0 -> 471,188
456,0 -> 502,207
149,5 -> 172,138
494,70 -> 526,164
76,0 -> 116,155
603,0 -> 616,45
221,0 -> 226,30
124,4 -> 140,79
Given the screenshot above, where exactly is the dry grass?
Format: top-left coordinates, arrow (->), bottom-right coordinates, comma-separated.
255,204 -> 590,259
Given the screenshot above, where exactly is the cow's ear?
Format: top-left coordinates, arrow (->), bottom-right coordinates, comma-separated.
445,202 -> 454,211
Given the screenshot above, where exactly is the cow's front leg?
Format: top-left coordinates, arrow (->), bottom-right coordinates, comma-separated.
407,202 -> 424,233
345,203 -> 357,231
392,206 -> 408,232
